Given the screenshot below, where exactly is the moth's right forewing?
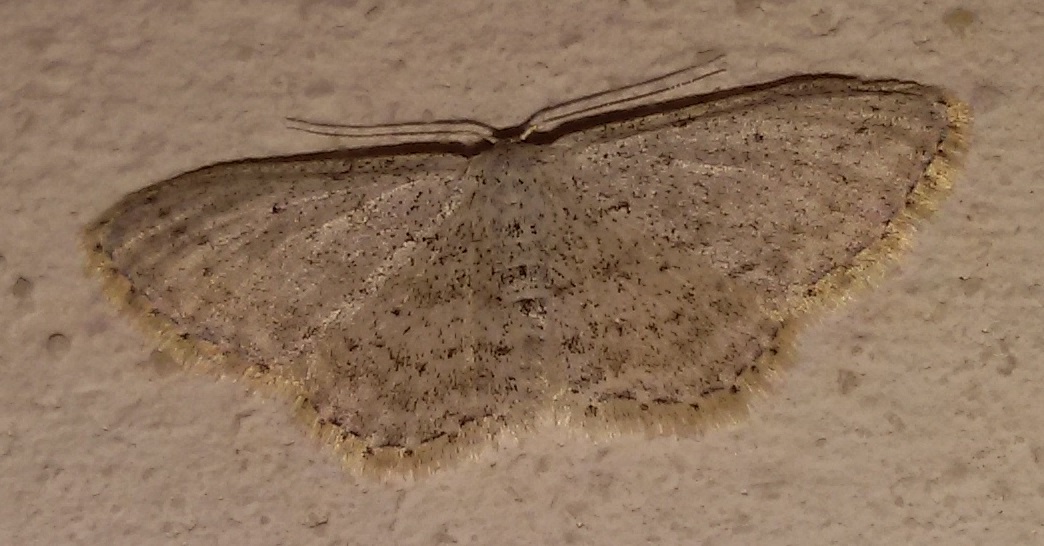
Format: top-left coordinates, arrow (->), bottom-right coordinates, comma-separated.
547,77 -> 964,313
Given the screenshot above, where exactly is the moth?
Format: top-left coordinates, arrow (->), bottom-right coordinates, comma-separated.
83,59 -> 968,477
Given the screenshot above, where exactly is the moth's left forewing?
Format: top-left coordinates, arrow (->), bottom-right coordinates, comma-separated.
83,151 -> 482,475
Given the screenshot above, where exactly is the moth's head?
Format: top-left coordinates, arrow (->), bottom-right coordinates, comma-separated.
467,140 -> 560,179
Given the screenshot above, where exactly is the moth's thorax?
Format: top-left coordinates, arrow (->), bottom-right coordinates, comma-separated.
467,143 -> 559,319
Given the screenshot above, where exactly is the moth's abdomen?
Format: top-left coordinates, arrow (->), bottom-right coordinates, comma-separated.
492,217 -> 550,297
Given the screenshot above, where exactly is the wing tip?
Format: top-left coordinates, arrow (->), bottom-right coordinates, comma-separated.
779,90 -> 971,319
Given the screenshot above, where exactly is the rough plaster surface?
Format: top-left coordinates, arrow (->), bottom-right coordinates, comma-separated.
1,1 -> 1041,544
